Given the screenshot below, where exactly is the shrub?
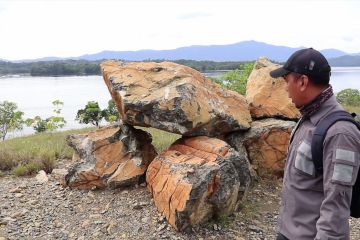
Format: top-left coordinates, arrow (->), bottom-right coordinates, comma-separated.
12,165 -> 27,176
26,100 -> 66,133
213,62 -> 254,95
336,88 -> 360,106
0,101 -> 24,140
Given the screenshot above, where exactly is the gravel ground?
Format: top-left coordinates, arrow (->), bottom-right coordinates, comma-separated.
0,166 -> 359,240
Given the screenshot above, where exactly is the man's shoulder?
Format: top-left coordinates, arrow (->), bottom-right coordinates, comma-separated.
326,120 -> 360,142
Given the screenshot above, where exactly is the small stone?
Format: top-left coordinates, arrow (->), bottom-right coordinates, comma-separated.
141,217 -> 149,223
106,222 -> 116,235
248,225 -> 262,233
213,224 -> 218,231
91,207 -> 101,213
11,212 -> 23,218
14,193 -> 23,198
28,199 -> 39,205
157,224 -> 166,232
89,214 -> 102,219
0,219 -> 8,226
133,204 -> 143,210
9,187 -> 22,193
81,220 -> 91,228
36,170 -> 48,184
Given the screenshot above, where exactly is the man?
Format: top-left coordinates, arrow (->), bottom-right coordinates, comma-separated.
270,48 -> 360,240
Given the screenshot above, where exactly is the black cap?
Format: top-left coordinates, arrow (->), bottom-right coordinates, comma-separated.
270,48 -> 331,82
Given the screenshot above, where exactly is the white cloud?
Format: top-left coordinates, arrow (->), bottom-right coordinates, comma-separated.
0,0 -> 359,60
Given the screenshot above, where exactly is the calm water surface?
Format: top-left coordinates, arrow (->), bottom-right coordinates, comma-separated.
0,67 -> 359,137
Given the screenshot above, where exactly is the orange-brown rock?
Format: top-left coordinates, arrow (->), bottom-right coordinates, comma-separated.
146,136 -> 252,231
246,57 -> 300,120
226,119 -> 296,177
64,123 -> 157,189
101,60 -> 251,137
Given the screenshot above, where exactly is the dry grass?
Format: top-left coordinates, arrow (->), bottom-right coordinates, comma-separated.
0,128 -> 94,175
0,126 -> 180,176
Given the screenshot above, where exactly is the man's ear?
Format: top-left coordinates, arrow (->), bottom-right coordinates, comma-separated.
299,75 -> 309,92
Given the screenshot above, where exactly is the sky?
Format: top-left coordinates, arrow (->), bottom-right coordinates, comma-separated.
0,0 -> 359,61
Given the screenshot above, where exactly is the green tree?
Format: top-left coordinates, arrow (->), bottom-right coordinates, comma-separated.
0,101 -> 24,140
213,62 -> 254,95
336,88 -> 360,106
26,100 -> 66,133
76,101 -> 104,127
102,100 -> 119,123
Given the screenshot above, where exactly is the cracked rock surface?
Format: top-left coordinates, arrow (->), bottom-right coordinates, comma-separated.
101,61 -> 251,137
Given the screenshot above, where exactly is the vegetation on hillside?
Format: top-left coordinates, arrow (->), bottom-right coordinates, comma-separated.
0,59 -> 251,77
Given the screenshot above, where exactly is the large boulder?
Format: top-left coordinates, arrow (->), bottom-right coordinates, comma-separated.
246,57 -> 300,120
146,136 -> 252,231
64,124 -> 157,189
226,119 -> 296,177
101,60 -> 251,137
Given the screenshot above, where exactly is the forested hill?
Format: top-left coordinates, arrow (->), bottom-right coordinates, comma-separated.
1,55 -> 359,77
0,60 -> 102,76
328,55 -> 360,67
0,59 -> 252,76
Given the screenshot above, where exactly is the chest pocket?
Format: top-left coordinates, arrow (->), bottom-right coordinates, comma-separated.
294,141 -> 315,176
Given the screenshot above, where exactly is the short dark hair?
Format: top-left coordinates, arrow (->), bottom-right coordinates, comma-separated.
306,73 -> 330,86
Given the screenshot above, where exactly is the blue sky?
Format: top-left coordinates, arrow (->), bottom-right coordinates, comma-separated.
0,0 -> 359,60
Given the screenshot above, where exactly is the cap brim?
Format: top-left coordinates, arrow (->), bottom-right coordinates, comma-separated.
270,67 -> 289,78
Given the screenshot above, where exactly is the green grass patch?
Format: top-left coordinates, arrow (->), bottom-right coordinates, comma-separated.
0,127 -> 95,174
0,126 -> 180,176
343,104 -> 360,114
138,127 -> 180,153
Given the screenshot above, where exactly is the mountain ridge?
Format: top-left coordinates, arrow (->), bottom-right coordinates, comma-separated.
4,40 -> 358,65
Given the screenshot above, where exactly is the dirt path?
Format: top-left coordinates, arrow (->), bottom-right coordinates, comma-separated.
0,171 -> 359,240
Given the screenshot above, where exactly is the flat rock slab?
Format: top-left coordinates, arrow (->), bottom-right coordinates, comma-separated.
226,118 -> 295,177
146,136 -> 252,231
101,60 -> 251,137
64,124 -> 157,189
246,57 -> 300,120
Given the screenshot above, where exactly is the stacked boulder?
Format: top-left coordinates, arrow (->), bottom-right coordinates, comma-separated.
226,57 -> 299,177
146,136 -> 251,231
64,58 -> 299,231
64,123 -> 157,189
100,61 -> 252,136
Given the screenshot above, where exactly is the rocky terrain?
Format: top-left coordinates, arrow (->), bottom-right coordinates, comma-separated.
1,162 -> 359,240
1,58 -> 359,240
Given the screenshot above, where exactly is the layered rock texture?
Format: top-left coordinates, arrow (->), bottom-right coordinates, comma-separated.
62,58 -> 298,232
101,60 -> 252,137
226,119 -> 295,177
146,136 -> 252,231
64,124 -> 157,189
246,57 -> 300,120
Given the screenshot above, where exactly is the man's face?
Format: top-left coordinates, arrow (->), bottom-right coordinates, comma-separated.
283,72 -> 303,108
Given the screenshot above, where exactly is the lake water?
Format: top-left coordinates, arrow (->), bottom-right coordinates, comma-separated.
1,67 -> 360,138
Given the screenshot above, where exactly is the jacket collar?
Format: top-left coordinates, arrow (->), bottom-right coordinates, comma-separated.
308,95 -> 343,126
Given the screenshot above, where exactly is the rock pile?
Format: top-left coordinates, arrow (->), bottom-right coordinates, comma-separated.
63,58 -> 298,231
